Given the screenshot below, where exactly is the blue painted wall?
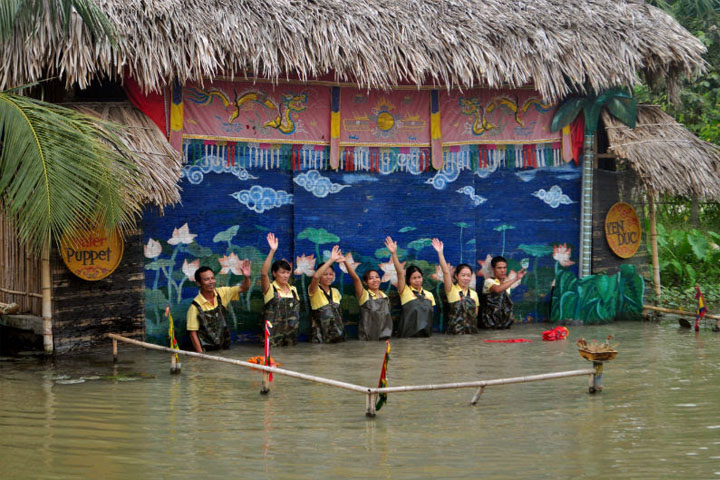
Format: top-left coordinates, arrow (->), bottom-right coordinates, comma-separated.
143,144 -> 580,346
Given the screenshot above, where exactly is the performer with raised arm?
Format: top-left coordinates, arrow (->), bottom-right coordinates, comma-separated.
261,233 -> 300,346
187,261 -> 251,353
344,255 -> 392,341
432,238 -> 479,334
386,236 -> 435,337
308,245 -> 346,343
479,256 -> 526,329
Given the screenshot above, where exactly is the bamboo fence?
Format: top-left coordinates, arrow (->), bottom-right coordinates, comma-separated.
0,211 -> 42,314
109,334 -> 599,417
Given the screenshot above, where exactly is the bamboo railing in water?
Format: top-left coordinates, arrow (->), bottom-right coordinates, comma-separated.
0,212 -> 42,315
108,334 -> 600,417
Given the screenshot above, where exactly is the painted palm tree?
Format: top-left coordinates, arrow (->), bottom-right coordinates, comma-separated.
0,1 -> 130,353
551,88 -> 636,278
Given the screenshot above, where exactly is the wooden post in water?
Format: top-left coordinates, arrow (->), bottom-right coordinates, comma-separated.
170,354 -> 181,374
470,386 -> 485,405
112,338 -> 118,363
260,373 -> 270,395
365,392 -> 377,417
589,362 -> 603,393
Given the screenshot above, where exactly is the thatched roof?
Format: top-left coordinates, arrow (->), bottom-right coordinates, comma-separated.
0,0 -> 706,101
68,102 -> 182,208
603,106 -> 720,200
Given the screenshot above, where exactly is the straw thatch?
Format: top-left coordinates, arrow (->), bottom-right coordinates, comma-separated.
67,102 -> 182,208
602,106 -> 720,200
0,0 -> 706,101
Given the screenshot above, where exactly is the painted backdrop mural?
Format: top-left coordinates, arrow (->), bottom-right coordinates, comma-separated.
142,81 -> 584,346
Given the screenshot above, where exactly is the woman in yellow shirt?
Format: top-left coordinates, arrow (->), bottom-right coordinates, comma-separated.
343,258 -> 392,341
261,233 -> 300,346
386,236 -> 435,337
308,245 -> 346,343
432,238 -> 479,334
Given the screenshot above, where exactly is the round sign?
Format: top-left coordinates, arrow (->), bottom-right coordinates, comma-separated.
60,229 -> 124,281
604,202 -> 642,258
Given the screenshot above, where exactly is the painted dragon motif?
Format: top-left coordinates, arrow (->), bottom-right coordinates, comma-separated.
459,95 -> 553,136
186,88 -> 308,134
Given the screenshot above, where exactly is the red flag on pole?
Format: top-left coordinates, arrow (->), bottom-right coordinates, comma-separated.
264,320 -> 273,382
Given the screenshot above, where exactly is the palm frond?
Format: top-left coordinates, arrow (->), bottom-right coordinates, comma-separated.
0,92 -> 141,254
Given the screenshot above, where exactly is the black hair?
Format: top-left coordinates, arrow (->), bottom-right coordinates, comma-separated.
453,263 -> 473,283
271,259 -> 292,275
491,256 -> 507,268
195,266 -> 213,283
405,265 -> 423,285
362,269 -> 381,283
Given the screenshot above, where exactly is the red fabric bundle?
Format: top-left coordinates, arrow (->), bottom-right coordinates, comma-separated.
542,326 -> 569,341
483,339 -> 533,343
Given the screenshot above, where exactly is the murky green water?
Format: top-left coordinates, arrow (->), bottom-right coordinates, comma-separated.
1,322 -> 720,479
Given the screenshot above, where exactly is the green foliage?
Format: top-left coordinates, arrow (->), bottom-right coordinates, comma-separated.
0,92 -> 141,253
551,265 -> 645,323
637,1 -> 720,146
398,226 -> 416,233
374,246 -> 408,259
650,223 -> 720,287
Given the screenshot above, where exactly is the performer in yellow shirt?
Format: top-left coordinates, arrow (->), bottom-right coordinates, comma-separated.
186,263 -> 251,352
479,256 -> 526,329
386,236 -> 435,337
432,238 -> 479,334
308,245 -> 346,343
343,256 -> 392,341
261,233 -> 300,346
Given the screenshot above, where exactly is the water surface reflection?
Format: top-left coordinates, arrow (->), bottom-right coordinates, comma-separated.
1,322 -> 719,479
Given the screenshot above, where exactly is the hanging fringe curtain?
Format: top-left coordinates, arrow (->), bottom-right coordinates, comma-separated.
182,139 -> 565,174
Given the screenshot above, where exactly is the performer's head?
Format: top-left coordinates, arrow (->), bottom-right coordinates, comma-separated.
271,259 -> 292,286
362,269 -> 382,291
453,263 -> 473,288
320,266 -> 336,288
406,265 -> 424,290
491,256 -> 508,281
194,266 -> 216,294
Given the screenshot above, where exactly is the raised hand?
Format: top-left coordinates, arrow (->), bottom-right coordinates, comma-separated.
330,245 -> 344,263
431,238 -> 444,252
384,236 -> 397,255
267,232 -> 279,251
240,259 -> 252,276
517,268 -> 527,280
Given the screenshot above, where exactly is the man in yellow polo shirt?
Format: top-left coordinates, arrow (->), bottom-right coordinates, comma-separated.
187,263 -> 251,352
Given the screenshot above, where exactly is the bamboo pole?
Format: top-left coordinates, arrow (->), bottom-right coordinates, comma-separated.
109,334 -> 602,415
375,369 -> 595,394
643,304 -> 720,321
0,287 -> 42,299
107,334 -> 372,394
41,244 -> 53,354
648,190 -> 662,301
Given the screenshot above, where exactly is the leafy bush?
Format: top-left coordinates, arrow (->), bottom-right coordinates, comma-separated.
651,224 -> 720,287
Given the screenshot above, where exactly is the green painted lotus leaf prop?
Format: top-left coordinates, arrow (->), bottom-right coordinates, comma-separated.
407,238 -> 433,251
375,247 -> 408,259
297,227 -> 340,245
213,225 -> 239,243
518,243 -> 553,257
145,258 -> 175,270
399,226 -> 417,233
493,224 -> 516,232
454,222 -> 471,229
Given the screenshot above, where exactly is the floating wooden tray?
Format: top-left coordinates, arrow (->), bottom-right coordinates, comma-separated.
578,349 -> 618,362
